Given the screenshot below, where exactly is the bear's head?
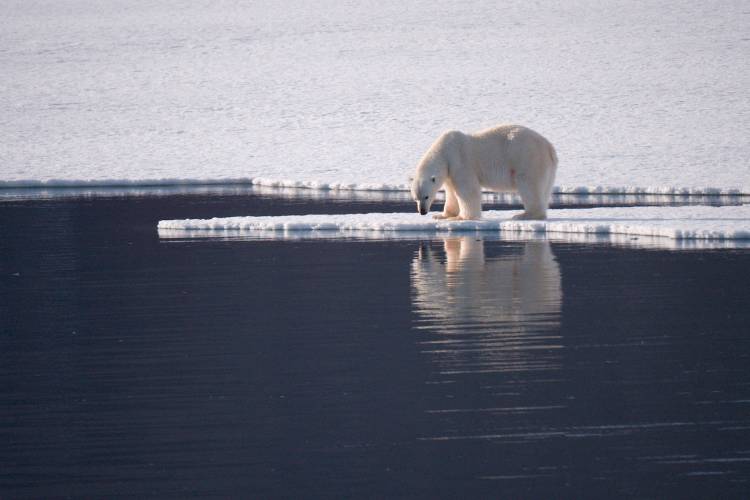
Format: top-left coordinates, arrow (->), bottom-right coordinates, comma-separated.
411,174 -> 441,215
411,130 -> 459,215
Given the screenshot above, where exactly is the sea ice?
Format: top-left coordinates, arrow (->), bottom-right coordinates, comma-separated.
1,1 -> 749,195
157,205 -> 750,249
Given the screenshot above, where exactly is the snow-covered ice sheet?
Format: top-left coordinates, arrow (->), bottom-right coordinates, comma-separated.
157,205 -> 750,249
2,1 -> 749,195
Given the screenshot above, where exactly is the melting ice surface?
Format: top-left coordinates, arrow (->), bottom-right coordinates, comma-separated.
158,205 -> 750,249
2,0 -> 749,195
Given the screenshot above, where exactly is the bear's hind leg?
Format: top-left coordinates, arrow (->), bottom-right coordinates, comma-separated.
433,183 -> 460,219
513,174 -> 548,220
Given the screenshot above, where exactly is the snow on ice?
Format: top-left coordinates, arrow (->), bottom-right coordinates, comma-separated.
1,0 -> 749,196
158,205 -> 750,249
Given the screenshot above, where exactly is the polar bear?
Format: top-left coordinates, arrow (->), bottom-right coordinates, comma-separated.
410,125 -> 558,220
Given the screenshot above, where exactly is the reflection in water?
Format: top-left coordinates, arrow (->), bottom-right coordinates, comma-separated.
411,237 -> 562,375
411,237 -> 565,456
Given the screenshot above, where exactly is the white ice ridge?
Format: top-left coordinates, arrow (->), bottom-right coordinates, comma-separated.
158,205 -> 750,242
0,177 -> 746,197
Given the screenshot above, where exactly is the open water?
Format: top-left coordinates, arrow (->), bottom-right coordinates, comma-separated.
1,192 -> 749,498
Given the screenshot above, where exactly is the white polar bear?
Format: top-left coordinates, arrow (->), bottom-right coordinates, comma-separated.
410,124 -> 558,220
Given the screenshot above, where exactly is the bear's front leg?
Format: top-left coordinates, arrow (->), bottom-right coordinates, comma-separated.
454,182 -> 482,220
433,184 -> 460,219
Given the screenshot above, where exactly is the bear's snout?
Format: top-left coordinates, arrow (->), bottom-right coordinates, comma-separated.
417,202 -> 427,215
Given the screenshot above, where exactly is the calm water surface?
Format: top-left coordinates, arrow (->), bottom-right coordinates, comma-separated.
1,193 -> 749,498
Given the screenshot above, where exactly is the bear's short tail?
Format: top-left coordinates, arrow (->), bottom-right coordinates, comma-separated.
547,142 -> 558,168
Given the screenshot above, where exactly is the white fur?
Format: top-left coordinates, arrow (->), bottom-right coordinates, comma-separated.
410,125 -> 558,220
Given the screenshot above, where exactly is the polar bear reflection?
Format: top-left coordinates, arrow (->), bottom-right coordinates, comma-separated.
410,238 -> 562,375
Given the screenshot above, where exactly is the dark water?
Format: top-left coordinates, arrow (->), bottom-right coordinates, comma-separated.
1,193 -> 749,498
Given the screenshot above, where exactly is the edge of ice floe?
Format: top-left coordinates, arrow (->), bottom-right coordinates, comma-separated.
157,209 -> 750,242
0,176 -> 747,196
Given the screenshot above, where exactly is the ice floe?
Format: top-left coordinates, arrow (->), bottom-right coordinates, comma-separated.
158,205 -> 750,249
2,1 -> 749,195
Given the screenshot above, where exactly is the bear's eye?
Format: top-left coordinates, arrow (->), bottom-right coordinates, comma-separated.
424,196 -> 429,200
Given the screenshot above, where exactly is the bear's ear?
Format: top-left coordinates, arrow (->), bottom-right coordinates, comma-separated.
431,176 -> 436,183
